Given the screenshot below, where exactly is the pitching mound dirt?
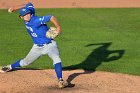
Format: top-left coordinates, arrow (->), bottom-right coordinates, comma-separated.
0,70 -> 140,93
0,0 -> 140,8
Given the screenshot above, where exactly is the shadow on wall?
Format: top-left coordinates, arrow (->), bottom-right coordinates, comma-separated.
63,42 -> 125,87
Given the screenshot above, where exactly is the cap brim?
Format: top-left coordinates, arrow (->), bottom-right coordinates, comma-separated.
19,11 -> 31,17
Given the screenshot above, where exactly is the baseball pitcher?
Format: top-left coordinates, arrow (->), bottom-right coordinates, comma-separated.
0,2 -> 68,88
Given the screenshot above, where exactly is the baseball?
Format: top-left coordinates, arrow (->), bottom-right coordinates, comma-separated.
8,8 -> 13,13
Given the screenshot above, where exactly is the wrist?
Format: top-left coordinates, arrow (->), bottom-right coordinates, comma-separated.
57,28 -> 62,34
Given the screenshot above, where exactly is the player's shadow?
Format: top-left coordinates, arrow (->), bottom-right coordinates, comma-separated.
63,42 -> 125,88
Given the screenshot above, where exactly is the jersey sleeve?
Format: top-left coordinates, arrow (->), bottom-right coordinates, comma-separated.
26,3 -> 35,15
35,15 -> 52,26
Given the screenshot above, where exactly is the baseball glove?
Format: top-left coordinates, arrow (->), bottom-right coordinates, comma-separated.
46,27 -> 59,39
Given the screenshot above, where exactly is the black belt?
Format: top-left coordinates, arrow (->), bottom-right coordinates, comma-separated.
36,41 -> 52,47
37,44 -> 45,47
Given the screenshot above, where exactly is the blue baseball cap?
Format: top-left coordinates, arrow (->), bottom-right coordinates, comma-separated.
19,7 -> 31,16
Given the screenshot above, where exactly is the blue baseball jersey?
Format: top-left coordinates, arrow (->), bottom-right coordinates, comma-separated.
24,3 -> 52,44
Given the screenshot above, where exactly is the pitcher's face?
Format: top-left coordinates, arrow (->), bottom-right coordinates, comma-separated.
20,13 -> 31,22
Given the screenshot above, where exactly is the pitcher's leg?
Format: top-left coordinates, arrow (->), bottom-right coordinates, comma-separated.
48,41 -> 68,88
48,51 -> 68,88
10,45 -> 41,69
47,41 -> 62,79
54,62 -> 62,80
48,50 -> 62,80
19,50 -> 41,67
47,41 -> 68,88
0,50 -> 41,73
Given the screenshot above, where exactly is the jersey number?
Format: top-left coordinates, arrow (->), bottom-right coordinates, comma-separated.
31,33 -> 37,37
26,26 -> 38,37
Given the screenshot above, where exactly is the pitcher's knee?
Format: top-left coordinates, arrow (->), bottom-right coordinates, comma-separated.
52,56 -> 62,65
20,59 -> 32,66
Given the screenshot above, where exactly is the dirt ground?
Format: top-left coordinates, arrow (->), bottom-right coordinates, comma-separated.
0,0 -> 140,93
0,0 -> 140,8
0,70 -> 140,93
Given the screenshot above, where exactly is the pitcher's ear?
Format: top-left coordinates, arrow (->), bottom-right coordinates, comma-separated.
19,16 -> 23,19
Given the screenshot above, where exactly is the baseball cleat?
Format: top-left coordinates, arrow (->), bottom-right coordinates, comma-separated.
0,65 -> 12,73
58,78 -> 68,88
